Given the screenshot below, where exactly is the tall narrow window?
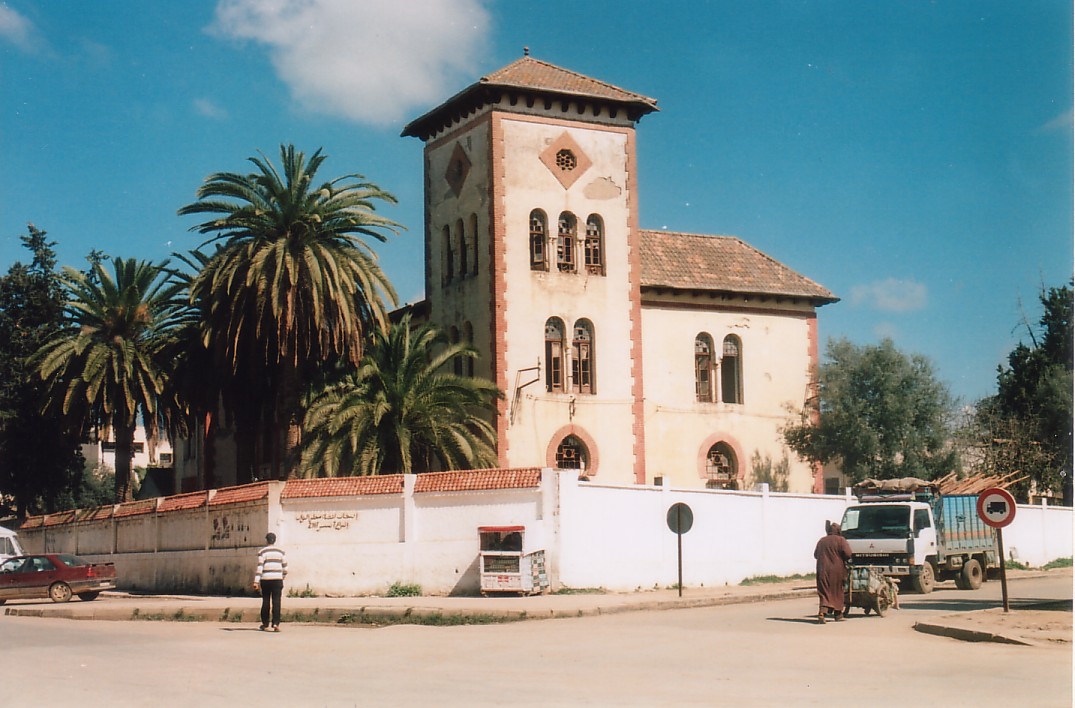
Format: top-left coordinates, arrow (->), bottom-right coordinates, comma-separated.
463,321 -> 475,377
457,219 -> 467,278
721,335 -> 743,404
449,326 -> 462,377
695,333 -> 714,402
557,212 -> 576,272
545,318 -> 565,392
444,225 -> 455,283
467,214 -> 479,276
572,319 -> 595,394
529,210 -> 547,271
584,215 -> 604,275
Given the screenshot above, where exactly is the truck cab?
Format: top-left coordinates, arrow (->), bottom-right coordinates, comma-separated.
0,526 -> 24,563
841,501 -> 937,590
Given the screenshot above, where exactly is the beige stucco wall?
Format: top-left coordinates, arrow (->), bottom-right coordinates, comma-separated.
641,298 -> 818,492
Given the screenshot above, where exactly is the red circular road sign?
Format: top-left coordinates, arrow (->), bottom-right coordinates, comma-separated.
977,487 -> 1017,528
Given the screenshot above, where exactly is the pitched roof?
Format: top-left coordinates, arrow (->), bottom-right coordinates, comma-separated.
640,230 -> 838,304
402,55 -> 658,140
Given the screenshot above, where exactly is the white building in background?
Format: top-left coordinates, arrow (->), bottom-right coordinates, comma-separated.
401,54 -> 838,493
82,426 -> 173,489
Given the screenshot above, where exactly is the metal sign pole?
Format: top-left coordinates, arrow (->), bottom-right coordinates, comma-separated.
677,527 -> 684,597
997,526 -> 1010,613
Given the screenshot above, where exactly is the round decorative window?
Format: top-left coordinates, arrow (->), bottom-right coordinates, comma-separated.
555,149 -> 577,172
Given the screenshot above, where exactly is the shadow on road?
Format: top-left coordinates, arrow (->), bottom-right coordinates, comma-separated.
900,596 -> 1072,613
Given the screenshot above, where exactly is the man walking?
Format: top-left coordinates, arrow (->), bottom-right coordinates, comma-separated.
253,532 -> 287,632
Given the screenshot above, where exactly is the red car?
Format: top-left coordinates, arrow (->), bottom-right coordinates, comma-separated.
0,553 -> 117,604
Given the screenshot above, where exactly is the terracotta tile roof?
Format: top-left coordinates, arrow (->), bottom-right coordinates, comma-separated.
44,510 -> 77,526
640,230 -> 838,304
282,476 -> 406,499
80,505 -> 115,522
19,515 -> 45,529
114,499 -> 158,518
210,482 -> 269,506
414,468 -> 544,494
158,491 -> 210,513
403,55 -> 658,140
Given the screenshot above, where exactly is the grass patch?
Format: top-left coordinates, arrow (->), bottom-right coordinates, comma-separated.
739,573 -> 815,586
288,584 -> 317,598
1005,559 -> 1031,570
386,582 -> 423,597
1043,557 -> 1072,570
336,611 -> 523,627
552,586 -> 607,595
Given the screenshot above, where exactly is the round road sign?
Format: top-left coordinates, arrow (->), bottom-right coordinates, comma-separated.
977,487 -> 1017,528
666,502 -> 694,534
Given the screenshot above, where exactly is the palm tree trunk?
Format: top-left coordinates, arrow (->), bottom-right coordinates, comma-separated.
277,360 -> 303,479
114,424 -> 136,503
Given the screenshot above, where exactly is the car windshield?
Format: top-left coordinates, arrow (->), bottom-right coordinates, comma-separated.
0,557 -> 23,573
841,505 -> 911,539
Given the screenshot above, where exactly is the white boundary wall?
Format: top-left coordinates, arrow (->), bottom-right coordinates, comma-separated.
14,470 -> 1072,595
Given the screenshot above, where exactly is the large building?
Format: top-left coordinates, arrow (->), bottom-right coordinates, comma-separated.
401,54 -> 837,493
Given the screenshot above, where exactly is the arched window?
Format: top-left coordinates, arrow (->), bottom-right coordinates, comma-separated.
705,442 -> 738,489
695,333 -> 714,402
545,318 -> 565,392
444,225 -> 455,283
555,434 -> 589,471
572,319 -> 595,394
721,335 -> 743,404
457,218 -> 467,278
463,321 -> 475,377
584,215 -> 604,276
557,212 -> 576,272
529,210 -> 547,271
468,213 -> 479,276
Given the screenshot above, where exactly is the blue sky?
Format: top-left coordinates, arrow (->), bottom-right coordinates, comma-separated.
1,1 -> 1071,404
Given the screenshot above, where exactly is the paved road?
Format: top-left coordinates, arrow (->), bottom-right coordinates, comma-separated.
2,574 -> 1070,707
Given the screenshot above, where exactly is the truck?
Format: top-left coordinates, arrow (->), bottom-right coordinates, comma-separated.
839,479 -> 999,594
0,525 -> 24,563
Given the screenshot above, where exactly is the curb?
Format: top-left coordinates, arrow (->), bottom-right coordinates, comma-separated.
912,621 -> 1034,646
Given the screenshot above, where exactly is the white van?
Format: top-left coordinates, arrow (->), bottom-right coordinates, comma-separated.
0,526 -> 24,562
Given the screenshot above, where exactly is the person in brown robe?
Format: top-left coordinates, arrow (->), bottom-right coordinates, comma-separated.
814,521 -> 853,624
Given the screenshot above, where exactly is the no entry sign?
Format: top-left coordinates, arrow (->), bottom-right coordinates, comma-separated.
977,487 -> 1017,529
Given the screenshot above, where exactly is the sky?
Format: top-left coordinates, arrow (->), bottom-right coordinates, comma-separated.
1,1 -> 1071,405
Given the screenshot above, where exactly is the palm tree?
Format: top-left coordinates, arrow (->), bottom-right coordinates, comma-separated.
301,316 -> 502,476
36,258 -> 186,502
178,145 -> 400,478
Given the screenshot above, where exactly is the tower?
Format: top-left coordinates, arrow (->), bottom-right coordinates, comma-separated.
403,54 -> 658,482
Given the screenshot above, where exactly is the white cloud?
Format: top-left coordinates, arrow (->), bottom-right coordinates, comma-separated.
194,97 -> 229,120
210,0 -> 491,126
850,278 -> 928,313
0,3 -> 37,51
1039,109 -> 1073,133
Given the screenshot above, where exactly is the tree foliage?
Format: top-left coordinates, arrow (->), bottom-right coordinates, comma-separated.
783,338 -> 958,484
178,144 -> 400,478
36,257 -> 187,502
300,316 -> 502,476
0,226 -> 91,517
962,284 -> 1073,503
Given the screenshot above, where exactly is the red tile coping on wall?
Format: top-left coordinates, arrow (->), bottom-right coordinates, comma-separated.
19,515 -> 45,529
209,482 -> 270,506
413,468 -> 544,494
158,491 -> 210,513
43,510 -> 77,526
282,476 -> 405,499
113,499 -> 158,519
80,506 -> 115,522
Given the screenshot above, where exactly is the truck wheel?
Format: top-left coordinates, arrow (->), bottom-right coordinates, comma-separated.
49,581 -> 73,603
960,559 -> 983,590
912,563 -> 935,594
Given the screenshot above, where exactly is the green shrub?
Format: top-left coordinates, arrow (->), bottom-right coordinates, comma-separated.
386,581 -> 423,597
1043,557 -> 1072,570
740,573 -> 814,586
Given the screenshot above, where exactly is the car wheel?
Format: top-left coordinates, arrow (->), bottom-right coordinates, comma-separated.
960,559 -> 983,590
77,591 -> 100,602
912,563 -> 935,594
49,581 -> 73,603
0,599 -> 6,606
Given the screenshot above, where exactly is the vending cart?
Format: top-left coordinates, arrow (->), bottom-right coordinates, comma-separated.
478,525 -> 549,595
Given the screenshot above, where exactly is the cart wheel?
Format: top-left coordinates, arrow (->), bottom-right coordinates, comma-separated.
875,599 -> 887,617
